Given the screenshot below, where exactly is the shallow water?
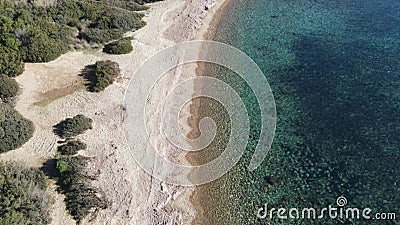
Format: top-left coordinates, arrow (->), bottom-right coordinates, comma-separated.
192,0 -> 400,224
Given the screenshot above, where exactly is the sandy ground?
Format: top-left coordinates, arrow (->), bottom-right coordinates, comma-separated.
0,0 -> 227,224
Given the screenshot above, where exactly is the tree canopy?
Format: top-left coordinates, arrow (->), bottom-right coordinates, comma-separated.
54,114 -> 93,138
103,38 -> 133,55
0,103 -> 34,153
82,60 -> 121,92
0,75 -> 19,103
56,155 -> 109,222
0,163 -> 52,225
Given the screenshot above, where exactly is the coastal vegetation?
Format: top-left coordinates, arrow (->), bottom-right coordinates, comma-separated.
0,103 -> 34,153
53,114 -> 93,138
103,38 -> 133,55
0,163 -> 52,225
0,0 -> 159,77
0,75 -> 19,103
82,60 -> 121,92
49,114 -> 109,222
55,155 -> 108,222
57,139 -> 87,156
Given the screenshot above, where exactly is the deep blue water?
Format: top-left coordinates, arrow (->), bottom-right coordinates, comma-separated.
193,0 -> 400,224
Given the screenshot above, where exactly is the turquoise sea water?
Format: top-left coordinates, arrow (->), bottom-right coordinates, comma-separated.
193,0 -> 400,224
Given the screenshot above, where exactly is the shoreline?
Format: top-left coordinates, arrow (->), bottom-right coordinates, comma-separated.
138,1 -> 233,224
186,0 -> 232,224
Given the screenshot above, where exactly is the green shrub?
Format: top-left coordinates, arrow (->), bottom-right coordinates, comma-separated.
82,60 -> 120,92
21,32 -> 70,63
0,16 -> 25,77
0,75 -> 19,102
109,10 -> 145,31
109,1 -> 150,11
54,114 -> 93,138
80,28 -> 123,44
51,1 -> 84,24
0,163 -> 52,225
1,4 -> 73,64
0,103 -> 34,153
56,155 -> 108,222
58,139 -> 87,155
56,160 -> 68,173
0,46 -> 25,77
103,38 -> 133,54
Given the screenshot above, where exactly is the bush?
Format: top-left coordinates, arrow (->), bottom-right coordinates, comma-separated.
103,38 -> 133,54
0,163 -> 52,225
0,0 -> 158,77
0,46 -> 25,77
21,32 -> 70,63
82,60 -> 120,92
0,16 -> 25,77
54,114 -> 93,138
80,28 -> 123,44
1,3 -> 73,65
108,10 -> 145,31
56,155 -> 109,222
0,75 -> 19,103
58,139 -> 87,155
110,1 -> 150,11
56,160 -> 68,173
0,103 -> 34,153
